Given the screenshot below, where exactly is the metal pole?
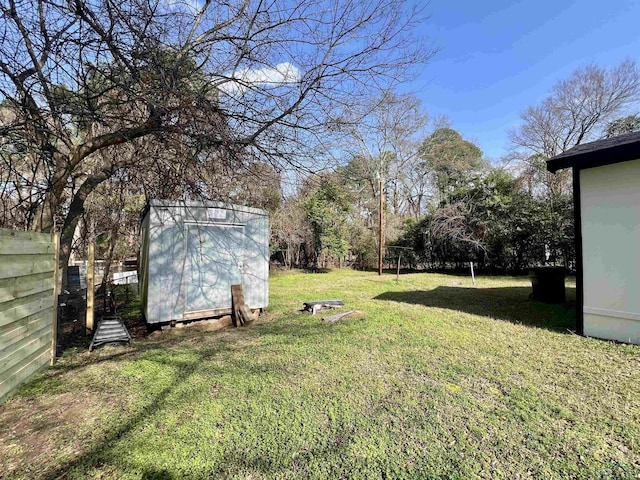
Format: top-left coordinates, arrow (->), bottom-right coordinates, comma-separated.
470,261 -> 476,286
396,252 -> 401,284
378,175 -> 384,276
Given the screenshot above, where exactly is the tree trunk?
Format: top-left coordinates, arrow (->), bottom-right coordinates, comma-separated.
35,177 -> 66,233
101,219 -> 120,291
59,171 -> 111,290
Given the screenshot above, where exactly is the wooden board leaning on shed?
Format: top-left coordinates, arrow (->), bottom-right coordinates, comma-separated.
0,229 -> 59,403
231,284 -> 255,327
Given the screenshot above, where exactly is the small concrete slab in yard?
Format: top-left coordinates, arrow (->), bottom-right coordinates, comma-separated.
303,299 -> 344,315
321,310 -> 363,323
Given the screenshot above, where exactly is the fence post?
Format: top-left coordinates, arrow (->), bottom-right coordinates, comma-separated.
86,241 -> 95,335
50,233 -> 60,366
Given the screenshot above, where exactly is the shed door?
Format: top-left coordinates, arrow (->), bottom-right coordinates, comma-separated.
184,224 -> 244,313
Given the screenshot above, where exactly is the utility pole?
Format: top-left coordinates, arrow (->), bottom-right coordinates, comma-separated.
378,174 -> 384,276
351,127 -> 385,276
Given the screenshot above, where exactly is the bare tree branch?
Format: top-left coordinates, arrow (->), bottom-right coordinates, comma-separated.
509,60 -> 640,196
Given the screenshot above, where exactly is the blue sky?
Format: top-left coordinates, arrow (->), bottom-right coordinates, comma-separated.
409,0 -> 640,162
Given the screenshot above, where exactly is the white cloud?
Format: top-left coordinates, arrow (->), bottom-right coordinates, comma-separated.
162,0 -> 202,14
218,62 -> 301,96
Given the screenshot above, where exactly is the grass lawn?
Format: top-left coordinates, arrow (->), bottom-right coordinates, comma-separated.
1,270 -> 639,479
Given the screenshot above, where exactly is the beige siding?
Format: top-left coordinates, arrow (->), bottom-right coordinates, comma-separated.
0,229 -> 57,402
580,160 -> 640,344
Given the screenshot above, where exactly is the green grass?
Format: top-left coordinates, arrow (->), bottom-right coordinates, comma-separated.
1,270 -> 639,479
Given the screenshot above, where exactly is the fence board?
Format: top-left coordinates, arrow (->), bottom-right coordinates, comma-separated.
0,272 -> 53,304
0,348 -> 50,398
0,228 -> 56,403
0,229 -> 53,243
0,322 -> 51,362
0,337 -> 51,378
0,288 -> 52,314
0,310 -> 51,336
0,315 -> 51,350
0,293 -> 53,328
0,239 -> 54,255
0,255 -> 55,280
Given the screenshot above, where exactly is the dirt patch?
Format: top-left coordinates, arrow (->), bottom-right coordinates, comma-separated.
171,315 -> 234,332
0,391 -> 110,478
155,311 -> 264,336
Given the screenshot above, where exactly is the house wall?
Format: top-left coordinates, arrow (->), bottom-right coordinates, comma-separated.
580,159 -> 640,344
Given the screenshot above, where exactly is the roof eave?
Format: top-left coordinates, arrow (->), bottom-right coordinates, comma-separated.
546,142 -> 640,173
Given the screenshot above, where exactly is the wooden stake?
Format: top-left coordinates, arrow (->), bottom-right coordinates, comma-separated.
396,252 -> 402,284
378,175 -> 384,276
470,261 -> 476,286
86,241 -> 95,334
50,233 -> 60,366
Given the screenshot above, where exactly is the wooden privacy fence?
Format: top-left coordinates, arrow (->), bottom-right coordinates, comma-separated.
0,229 -> 59,403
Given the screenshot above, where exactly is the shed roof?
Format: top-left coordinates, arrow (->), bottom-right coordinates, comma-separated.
140,199 -> 269,222
546,131 -> 640,173
149,199 -> 268,216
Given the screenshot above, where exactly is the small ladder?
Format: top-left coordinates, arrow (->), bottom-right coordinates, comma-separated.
89,315 -> 132,352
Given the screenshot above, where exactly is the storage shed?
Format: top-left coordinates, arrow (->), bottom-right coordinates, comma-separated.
139,200 -> 269,324
547,131 -> 640,344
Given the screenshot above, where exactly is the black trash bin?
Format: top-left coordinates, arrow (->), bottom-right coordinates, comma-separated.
529,267 -> 566,303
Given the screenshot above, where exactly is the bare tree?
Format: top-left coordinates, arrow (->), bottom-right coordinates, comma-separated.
340,91 -> 429,215
270,199 -> 311,269
430,200 -> 487,253
337,90 -> 429,273
509,60 -> 640,196
0,0 -> 433,283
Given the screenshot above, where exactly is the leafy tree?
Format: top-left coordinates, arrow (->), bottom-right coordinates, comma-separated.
396,167 -> 574,272
419,127 -> 485,205
303,175 -> 352,268
606,115 -> 640,137
340,154 -> 379,223
270,199 -> 310,269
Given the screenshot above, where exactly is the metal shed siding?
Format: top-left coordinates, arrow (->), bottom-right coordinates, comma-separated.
141,200 -> 269,324
139,212 -> 151,320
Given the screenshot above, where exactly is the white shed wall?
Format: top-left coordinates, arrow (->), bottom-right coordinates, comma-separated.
140,200 -> 269,324
580,159 -> 640,344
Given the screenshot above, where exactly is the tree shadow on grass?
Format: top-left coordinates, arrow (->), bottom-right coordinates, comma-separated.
42,335 -> 201,380
36,345 -> 211,479
374,286 -> 577,333
35,330 -> 307,480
